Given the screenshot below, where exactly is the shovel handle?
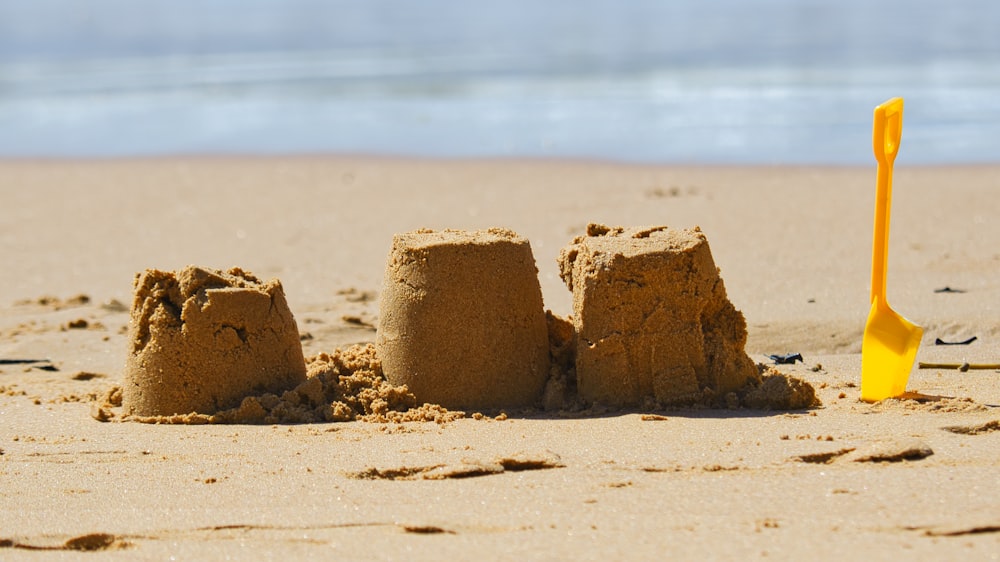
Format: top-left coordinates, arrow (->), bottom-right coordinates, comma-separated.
871,98 -> 904,305
873,98 -> 903,167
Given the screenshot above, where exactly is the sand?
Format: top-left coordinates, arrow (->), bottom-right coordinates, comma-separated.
2,158 -> 999,560
376,228 -> 549,410
123,266 -> 307,416
558,223 -> 757,406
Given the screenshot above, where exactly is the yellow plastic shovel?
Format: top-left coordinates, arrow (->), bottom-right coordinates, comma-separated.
861,97 -> 923,402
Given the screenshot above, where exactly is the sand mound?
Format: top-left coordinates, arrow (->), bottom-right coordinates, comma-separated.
376,228 -> 550,410
735,366 -> 821,410
558,224 -> 759,407
114,344 -> 464,425
122,266 -> 307,417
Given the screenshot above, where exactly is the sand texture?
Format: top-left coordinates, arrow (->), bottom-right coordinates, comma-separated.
559,223 -> 757,406
376,228 -> 549,410
2,158 -> 999,560
123,266 -> 307,416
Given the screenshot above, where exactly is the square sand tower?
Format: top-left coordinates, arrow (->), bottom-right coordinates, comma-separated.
376,228 -> 550,410
558,224 -> 757,407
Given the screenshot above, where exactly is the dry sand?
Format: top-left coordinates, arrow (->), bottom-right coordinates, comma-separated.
1,157 -> 998,560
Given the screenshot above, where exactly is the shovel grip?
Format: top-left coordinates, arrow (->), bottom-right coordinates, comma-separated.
873,98 -> 903,167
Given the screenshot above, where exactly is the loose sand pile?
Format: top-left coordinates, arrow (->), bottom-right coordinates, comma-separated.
558,224 -> 759,407
123,266 -> 307,416
111,344 -> 463,425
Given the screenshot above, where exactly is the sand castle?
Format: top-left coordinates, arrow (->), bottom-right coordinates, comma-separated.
557,224 -> 758,406
122,225 -> 765,418
376,228 -> 550,410
374,224 -> 757,410
123,266 -> 307,417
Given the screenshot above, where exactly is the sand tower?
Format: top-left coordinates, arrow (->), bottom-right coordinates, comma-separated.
376,228 -> 550,410
123,266 -> 307,416
558,224 -> 757,407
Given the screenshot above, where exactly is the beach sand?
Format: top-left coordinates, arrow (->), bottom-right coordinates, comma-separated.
1,157 -> 998,559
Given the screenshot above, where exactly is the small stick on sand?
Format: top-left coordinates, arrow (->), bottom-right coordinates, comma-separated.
0,358 -> 52,365
918,362 -> 1000,371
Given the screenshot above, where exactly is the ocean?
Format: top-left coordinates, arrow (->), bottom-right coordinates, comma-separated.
1,0 -> 998,164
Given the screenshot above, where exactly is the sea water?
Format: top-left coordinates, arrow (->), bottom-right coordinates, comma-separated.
1,0 -> 998,164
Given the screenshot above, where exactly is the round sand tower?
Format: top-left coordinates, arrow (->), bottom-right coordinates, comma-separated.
376,228 -> 550,411
123,266 -> 307,417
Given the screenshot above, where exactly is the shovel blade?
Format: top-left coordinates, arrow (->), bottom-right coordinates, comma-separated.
861,299 -> 923,402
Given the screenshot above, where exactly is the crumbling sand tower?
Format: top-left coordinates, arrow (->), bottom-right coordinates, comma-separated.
123,266 -> 307,416
376,228 -> 550,410
558,224 -> 757,406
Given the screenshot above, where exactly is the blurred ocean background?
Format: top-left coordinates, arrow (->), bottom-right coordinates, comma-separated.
1,0 -> 998,164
